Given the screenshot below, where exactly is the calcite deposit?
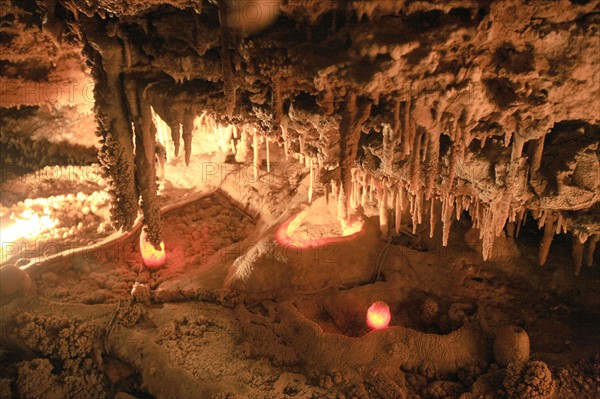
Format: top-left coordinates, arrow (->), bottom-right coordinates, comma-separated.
7,0 -> 596,265
1,1 -> 599,398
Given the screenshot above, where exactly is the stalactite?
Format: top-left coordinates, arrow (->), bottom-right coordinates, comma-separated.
299,135 -> 305,165
585,235 -> 598,267
410,193 -> 419,235
124,78 -> 162,247
253,130 -> 259,180
573,237 -> 584,276
409,129 -> 424,200
84,29 -> 138,233
425,129 -> 441,200
481,207 -> 494,261
337,183 -> 347,222
361,172 -> 368,207
266,137 -> 271,173
339,92 -> 372,213
182,110 -> 195,166
527,135 -> 545,173
394,186 -> 402,234
218,2 -> 236,117
377,180 -> 388,236
416,189 -> 424,226
429,197 -> 436,238
555,213 -> 563,235
281,120 -> 289,160
402,98 -> 412,157
308,158 -> 314,204
442,194 -> 454,246
235,125 -> 249,163
511,135 -> 525,162
272,74 -> 283,124
349,169 -> 357,210
382,123 -> 399,175
539,212 -> 556,266
505,222 -> 515,238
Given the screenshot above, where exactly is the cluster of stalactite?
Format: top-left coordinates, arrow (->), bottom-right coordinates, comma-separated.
82,20 -> 162,247
65,0 -> 599,266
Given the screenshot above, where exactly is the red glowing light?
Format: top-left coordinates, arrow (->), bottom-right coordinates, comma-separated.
366,301 -> 391,330
139,229 -> 166,269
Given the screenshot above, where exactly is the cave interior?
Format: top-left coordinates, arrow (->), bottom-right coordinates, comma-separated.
0,0 -> 599,398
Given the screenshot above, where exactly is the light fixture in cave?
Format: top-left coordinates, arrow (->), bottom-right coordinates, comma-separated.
366,301 -> 391,330
139,228 -> 166,269
276,198 -> 364,249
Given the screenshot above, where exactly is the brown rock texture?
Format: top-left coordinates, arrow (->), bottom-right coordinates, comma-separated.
2,0 -> 599,261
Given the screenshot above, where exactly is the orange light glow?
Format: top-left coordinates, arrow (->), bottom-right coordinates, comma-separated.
366,301 -> 391,330
276,208 -> 364,249
139,229 -> 166,269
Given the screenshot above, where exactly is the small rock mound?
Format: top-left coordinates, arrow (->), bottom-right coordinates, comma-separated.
503,361 -> 556,399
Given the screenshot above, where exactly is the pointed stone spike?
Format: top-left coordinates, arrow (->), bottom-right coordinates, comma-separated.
585,235 -> 598,267
266,137 -> 270,173
308,158 -> 314,204
506,222 -> 516,238
379,182 -> 388,236
395,187 -> 402,234
182,111 -> 195,166
338,183 -> 348,222
253,131 -> 259,180
429,197 -> 436,239
573,237 -> 584,276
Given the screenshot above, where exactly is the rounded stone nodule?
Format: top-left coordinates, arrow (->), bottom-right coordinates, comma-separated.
493,325 -> 530,367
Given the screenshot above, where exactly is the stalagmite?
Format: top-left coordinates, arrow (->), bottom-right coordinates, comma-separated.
539,212 -> 556,266
573,237 -> 584,276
